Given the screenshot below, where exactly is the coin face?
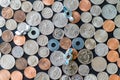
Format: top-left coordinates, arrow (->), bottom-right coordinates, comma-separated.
81,12 -> 92,23
6,19 -> 17,30
0,0 -> 10,7
60,75 -> 71,80
0,42 -> 11,54
92,16 -> 103,28
114,15 -> 120,27
52,1 -> 63,13
52,28 -> 64,39
11,71 -> 23,80
79,0 -> 91,11
106,0 -> 119,4
0,69 -> 11,80
90,0 -> 104,5
0,16 -> 6,28
71,11 -> 81,24
37,35 -> 48,46
34,72 -> 50,80
71,74 -> 83,80
116,2 -> 120,13
33,0 -> 44,12
107,63 -> 118,74
85,38 -> 96,50
42,0 -> 54,5
38,47 -> 50,58
97,72 -> 109,80
90,5 -> 102,16
21,1 -> 32,12
10,0 -> 21,10
78,65 -> 90,76
109,74 -> 120,80
84,74 -> 97,80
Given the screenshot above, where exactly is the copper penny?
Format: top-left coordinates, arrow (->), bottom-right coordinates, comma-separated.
103,20 -> 115,32
11,71 -> 23,80
14,10 -> 26,22
24,66 -> 36,79
60,37 -> 72,50
79,0 -> 91,12
2,30 -> 14,42
107,50 -> 119,62
15,58 -> 27,70
0,42 -> 11,54
107,38 -> 119,50
0,69 -> 10,80
13,35 -> 26,46
39,58 -> 51,70
117,58 -> 120,68
1,7 -> 14,19
71,11 -> 81,24
42,0 -> 54,5
72,48 -> 78,60
109,74 -> 120,80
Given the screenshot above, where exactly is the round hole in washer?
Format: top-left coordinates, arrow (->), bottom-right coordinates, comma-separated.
31,30 -> 36,35
51,43 -> 56,47
76,41 -> 80,45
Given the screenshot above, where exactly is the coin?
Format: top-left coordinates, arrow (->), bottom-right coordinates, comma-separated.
27,55 -> 38,67
10,0 -> 21,10
17,22 -> 29,32
107,63 -> 118,74
106,0 -> 119,4
39,58 -> 51,70
114,15 -> 120,27
84,74 -> 97,80
60,75 -> 71,80
24,66 -> 36,79
52,13 -> 68,28
11,71 -> 23,80
0,0 -> 10,7
79,0 -> 91,12
91,57 -> 107,72
26,11 -> 41,26
90,0 -> 104,5
62,61 -> 78,76
0,52 -> 1,59
109,74 -> 120,80
116,1 -> 120,13
107,38 -> 119,50
0,29 -> 2,37
0,54 -> 15,69
113,28 -> 120,39
78,49 -> 93,64
0,16 -> 6,28
12,46 -> 24,58
38,47 -> 50,58
33,0 -> 44,12
0,42 -> 11,54
85,38 -> 96,50
34,72 -> 50,80
72,48 -> 78,60
78,65 -> 90,76
21,1 -> 32,12
107,50 -> 119,62
95,43 -> 109,57
102,4 -> 117,19
37,35 -> 48,46
81,12 -> 92,23
6,19 -> 17,30
52,28 -> 64,39
13,35 -> 26,46
42,0 -> 54,5
60,37 -> 72,50
71,74 -> 83,80
80,23 -> 95,39
2,30 -> 14,42
103,20 -> 115,32
71,11 -> 80,24
0,69 -> 10,80
52,1 -> 63,13
1,7 -> 13,19
97,72 -> 109,80
94,29 -> 108,43
90,5 -> 102,16
92,16 -> 103,28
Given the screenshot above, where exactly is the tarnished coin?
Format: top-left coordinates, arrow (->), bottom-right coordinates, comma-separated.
71,11 -> 81,24
90,5 -> 102,16
91,57 -> 107,72
107,63 -> 118,74
42,0 -> 54,6
50,51 -> 65,66
80,23 -> 95,39
106,0 -> 119,4
0,16 -> 6,28
52,13 -> 68,28
60,75 -> 71,80
38,47 -> 50,58
34,72 -> 50,80
6,19 -> 17,30
11,71 -> 23,80
62,61 -> 78,76
71,74 -> 83,80
53,28 -> 64,39
109,74 -> 120,80
102,4 -> 117,19
23,40 -> 39,55
84,74 -> 97,80
12,46 -> 24,58
33,0 -> 44,12
90,0 -> 104,5
94,29 -> 108,43
81,12 -> 92,23
114,15 -> 120,27
64,23 -> 79,38
0,0 -> 10,7
48,66 -> 62,79
72,48 -> 78,60
0,54 -> 15,69
10,0 -> 21,10
15,58 -> 27,70
97,72 -> 109,80
0,69 -> 10,80
78,49 -> 93,64
27,55 -> 38,67
78,65 -> 90,76
21,1 -> 32,12
0,42 -> 11,54
2,30 -> 14,42
95,43 -> 109,57
92,16 -> 103,28
39,20 -> 54,35
85,38 -> 96,50
64,0 -> 79,11
26,11 -> 41,26
52,1 -> 63,13
37,35 -> 48,46
116,1 -> 120,13
113,28 -> 120,39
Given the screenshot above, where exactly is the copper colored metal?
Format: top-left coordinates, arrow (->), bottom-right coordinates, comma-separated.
72,48 -> 78,60
11,71 -> 23,80
0,69 -> 11,80
42,0 -> 54,5
109,74 -> 120,80
71,11 -> 81,24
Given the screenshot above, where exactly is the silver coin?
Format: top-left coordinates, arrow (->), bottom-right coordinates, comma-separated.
116,1 -> 120,13
81,12 -> 92,23
102,4 -> 117,19
23,40 -> 39,55
113,28 -> 120,39
34,72 -> 50,80
52,1 -> 63,13
90,5 -> 102,16
60,75 -> 71,80
114,15 -> 120,27
95,43 -> 109,57
62,61 -> 78,76
48,66 -> 62,80
107,63 -> 118,74
91,57 -> 107,72
92,16 -> 103,28
97,72 -> 109,80
78,49 -> 93,64
41,7 -> 53,19
10,0 -> 21,10
38,47 -> 50,58
80,23 -> 95,39
78,65 -> 90,76
6,19 -> 17,30
21,1 -> 33,12
37,35 -> 48,46
33,0 -> 44,12
106,0 -> 119,4
52,13 -> 68,28
85,38 -> 96,50
84,74 -> 97,80
39,20 -> 54,35
71,74 -> 83,80
0,0 -> 10,7
94,29 -> 108,43
50,51 -> 65,66
0,29 -> 2,37
52,28 -> 64,39
0,52 -> 1,59
12,46 -> 24,58
118,45 -> 120,54
64,23 -> 79,39
90,0 -> 104,5
0,16 -> 6,28
63,0 -> 79,11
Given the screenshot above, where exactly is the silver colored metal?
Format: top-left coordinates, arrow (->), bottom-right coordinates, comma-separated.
78,65 -> 90,76
113,28 -> 120,39
107,63 -> 118,74
53,28 -> 64,39
37,35 -> 48,46
92,16 -> 103,28
114,15 -> 120,27
34,72 -> 50,80
90,0 -> 104,5
38,47 -> 50,58
90,5 -> 102,16
52,1 -> 63,13
81,12 -> 92,23
97,72 -> 109,80
33,0 -> 44,12
84,74 -> 97,80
